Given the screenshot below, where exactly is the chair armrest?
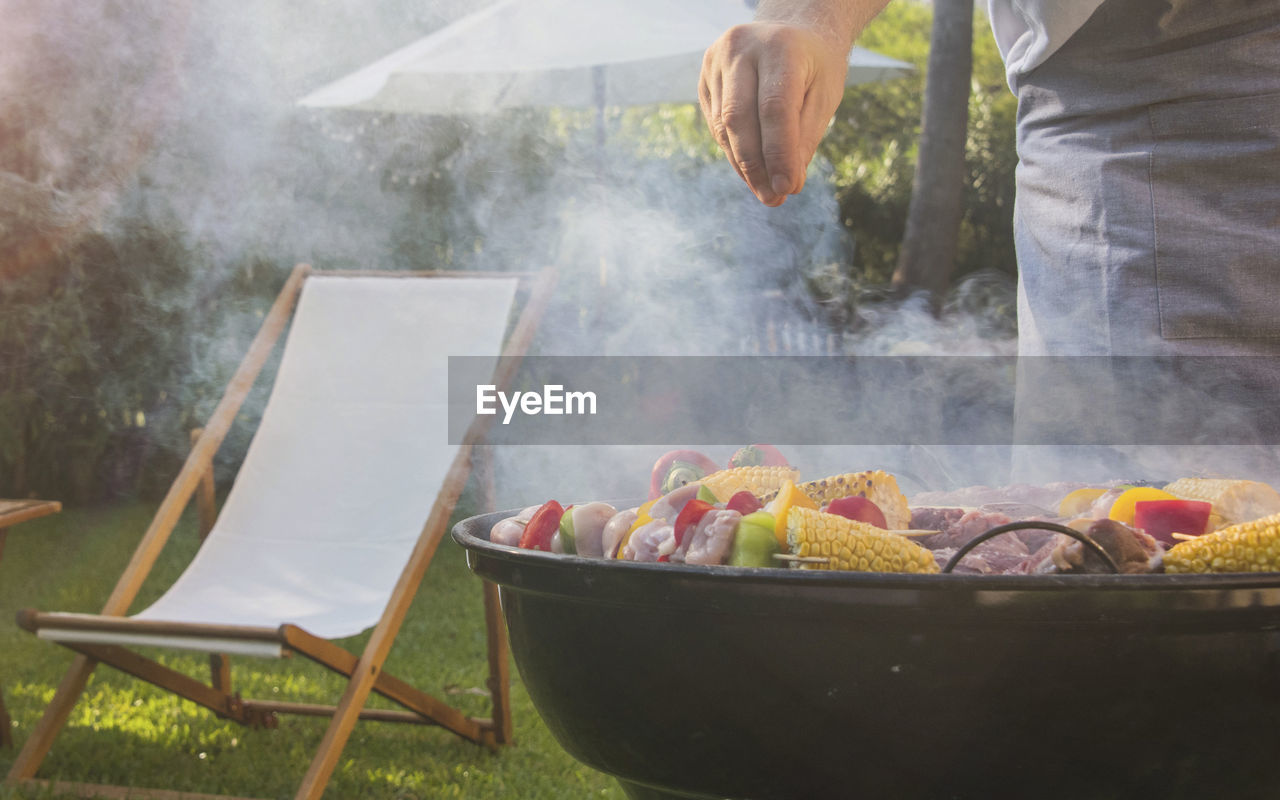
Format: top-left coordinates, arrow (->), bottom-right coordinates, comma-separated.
0,499 -> 61,529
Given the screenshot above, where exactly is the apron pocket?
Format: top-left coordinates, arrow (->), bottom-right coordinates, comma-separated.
1149,91 -> 1280,339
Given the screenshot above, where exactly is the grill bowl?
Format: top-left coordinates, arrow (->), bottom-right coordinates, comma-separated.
453,504 -> 1280,800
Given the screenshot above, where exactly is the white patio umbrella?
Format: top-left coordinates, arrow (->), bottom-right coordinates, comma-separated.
299,0 -> 912,127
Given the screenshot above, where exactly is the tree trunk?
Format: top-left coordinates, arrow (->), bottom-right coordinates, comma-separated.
891,0 -> 974,301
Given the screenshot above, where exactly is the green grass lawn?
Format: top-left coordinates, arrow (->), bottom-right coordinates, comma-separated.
0,500 -> 622,799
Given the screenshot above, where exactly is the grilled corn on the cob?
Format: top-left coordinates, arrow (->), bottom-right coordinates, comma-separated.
786,507 -> 938,573
763,470 -> 911,530
699,465 -> 800,503
1164,512 -> 1280,573
1161,478 -> 1280,530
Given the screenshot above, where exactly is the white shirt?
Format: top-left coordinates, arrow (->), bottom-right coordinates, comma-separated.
985,0 -> 1107,90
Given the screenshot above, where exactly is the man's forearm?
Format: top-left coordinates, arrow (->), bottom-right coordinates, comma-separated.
754,0 -> 893,55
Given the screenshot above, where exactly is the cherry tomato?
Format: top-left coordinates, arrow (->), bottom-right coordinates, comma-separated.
726,491 -> 763,515
825,496 -> 888,529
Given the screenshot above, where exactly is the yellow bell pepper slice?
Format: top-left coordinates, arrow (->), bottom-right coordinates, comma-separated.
1108,486 -> 1177,525
615,498 -> 658,559
765,480 -> 818,548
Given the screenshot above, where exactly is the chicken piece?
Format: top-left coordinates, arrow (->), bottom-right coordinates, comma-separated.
648,483 -> 702,523
680,509 -> 742,566
569,502 -> 617,558
623,519 -> 675,562
489,505 -> 539,547
601,508 -> 638,559
1087,487 -> 1127,519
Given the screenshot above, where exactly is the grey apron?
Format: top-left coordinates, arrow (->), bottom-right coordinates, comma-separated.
1006,0 -> 1280,483
1013,0 -> 1280,356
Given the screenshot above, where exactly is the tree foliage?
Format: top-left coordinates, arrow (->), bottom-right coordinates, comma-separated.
823,1 -> 1017,286
0,219 -> 282,502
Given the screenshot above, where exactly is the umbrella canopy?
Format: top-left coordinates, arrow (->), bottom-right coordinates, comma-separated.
299,0 -> 911,114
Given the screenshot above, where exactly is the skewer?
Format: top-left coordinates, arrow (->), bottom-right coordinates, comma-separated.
892,529 -> 940,537
1169,532 -> 1198,541
772,553 -> 830,564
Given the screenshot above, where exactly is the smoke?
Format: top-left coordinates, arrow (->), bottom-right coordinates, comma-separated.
0,0 -> 1018,503
19,0 -> 1256,509
0,1 -> 189,278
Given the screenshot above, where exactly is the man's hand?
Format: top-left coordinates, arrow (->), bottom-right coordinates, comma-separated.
699,22 -> 851,207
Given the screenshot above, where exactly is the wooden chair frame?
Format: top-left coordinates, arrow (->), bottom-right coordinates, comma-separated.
5,264 -> 556,800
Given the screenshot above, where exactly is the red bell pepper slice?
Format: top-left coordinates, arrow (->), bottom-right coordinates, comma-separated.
826,496 -> 888,529
1133,499 -> 1212,545
673,499 -> 715,549
519,500 -> 564,551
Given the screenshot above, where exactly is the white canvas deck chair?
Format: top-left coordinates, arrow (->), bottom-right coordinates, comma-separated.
7,264 -> 555,800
